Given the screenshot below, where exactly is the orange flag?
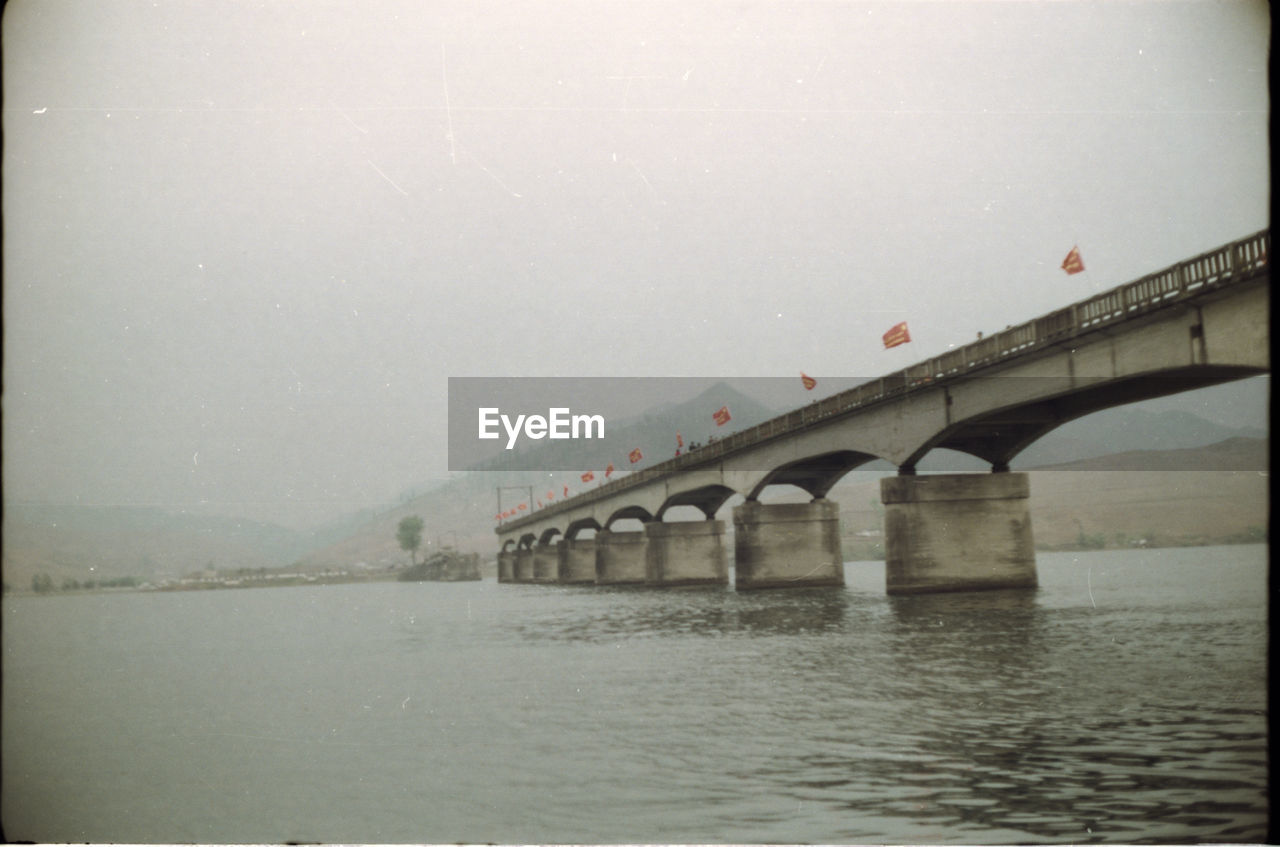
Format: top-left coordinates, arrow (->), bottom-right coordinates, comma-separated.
713,405 -> 731,426
882,321 -> 911,349
801,373 -> 817,390
1061,246 -> 1085,275
629,447 -> 643,464
581,471 -> 594,483
676,432 -> 684,448
605,462 -> 615,478
517,503 -> 527,511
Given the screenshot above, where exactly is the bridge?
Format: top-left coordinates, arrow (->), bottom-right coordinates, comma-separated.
496,230 -> 1270,594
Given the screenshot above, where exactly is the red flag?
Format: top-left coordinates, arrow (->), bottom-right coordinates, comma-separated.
563,484 -> 569,497
581,471 -> 595,483
546,490 -> 555,500
495,513 -> 502,521
605,462 -> 614,478
517,503 -> 527,511
629,447 -> 643,464
1061,245 -> 1085,275
713,405 -> 731,426
801,373 -> 817,390
882,321 -> 911,349
536,500 -> 542,509
676,432 -> 684,448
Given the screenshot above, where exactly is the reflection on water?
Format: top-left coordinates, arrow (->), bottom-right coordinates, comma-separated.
1,546 -> 1268,844
506,585 -> 854,641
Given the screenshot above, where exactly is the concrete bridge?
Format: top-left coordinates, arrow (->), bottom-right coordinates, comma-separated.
496,230 -> 1270,594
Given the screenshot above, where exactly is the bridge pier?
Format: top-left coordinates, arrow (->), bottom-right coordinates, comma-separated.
594,528 -> 648,585
514,547 -> 535,582
497,550 -> 515,583
644,520 -> 729,587
558,537 -> 597,584
733,499 -> 845,590
533,543 -> 560,583
880,472 -> 1037,594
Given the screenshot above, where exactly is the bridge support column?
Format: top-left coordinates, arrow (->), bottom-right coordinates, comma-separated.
514,548 -> 535,582
558,538 -> 597,584
880,472 -> 1037,594
533,543 -> 560,583
594,529 -> 648,585
497,550 -> 515,583
733,499 -> 845,590
644,520 -> 729,587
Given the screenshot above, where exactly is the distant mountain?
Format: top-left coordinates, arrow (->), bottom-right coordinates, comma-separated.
830,439 -> 1268,554
1,504 -> 313,589
1023,438 -> 1267,548
1023,435 -> 1266,472
836,394 -> 1268,474
291,382 -> 784,571
4,381 -> 1267,588
1013,406 -> 1266,468
283,377 -> 1273,568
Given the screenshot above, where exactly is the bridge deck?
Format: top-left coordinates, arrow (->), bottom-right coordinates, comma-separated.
498,229 -> 1269,535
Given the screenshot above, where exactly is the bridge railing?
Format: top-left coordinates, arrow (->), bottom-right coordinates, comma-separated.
1235,234 -> 1269,271
499,229 -> 1268,534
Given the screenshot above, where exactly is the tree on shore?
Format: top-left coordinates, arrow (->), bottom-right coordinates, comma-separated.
397,516 -> 425,566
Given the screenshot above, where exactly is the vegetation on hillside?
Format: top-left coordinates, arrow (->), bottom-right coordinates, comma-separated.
396,516 -> 425,565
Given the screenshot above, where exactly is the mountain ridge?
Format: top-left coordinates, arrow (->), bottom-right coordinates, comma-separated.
3,380 -> 1267,588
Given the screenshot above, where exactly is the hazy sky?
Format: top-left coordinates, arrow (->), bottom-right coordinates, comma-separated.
2,0 -> 1270,528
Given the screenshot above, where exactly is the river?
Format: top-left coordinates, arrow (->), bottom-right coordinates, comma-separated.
2,545 -> 1268,844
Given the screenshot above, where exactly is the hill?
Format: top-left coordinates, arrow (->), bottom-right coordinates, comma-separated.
298,434 -> 1267,573
1021,435 -> 1266,471
1,505 -> 313,590
290,381 -> 783,571
1011,406 -> 1266,468
3,380 -> 1267,589
833,437 -> 1268,558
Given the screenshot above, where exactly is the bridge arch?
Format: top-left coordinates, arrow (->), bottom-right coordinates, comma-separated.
499,538 -> 517,553
745,450 -> 881,500
564,517 -> 602,540
517,533 -> 538,550
537,527 -> 563,546
655,484 -> 738,520
903,363 -> 1267,470
604,505 -> 654,529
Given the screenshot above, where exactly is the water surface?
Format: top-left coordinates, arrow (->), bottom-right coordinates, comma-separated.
2,545 -> 1267,843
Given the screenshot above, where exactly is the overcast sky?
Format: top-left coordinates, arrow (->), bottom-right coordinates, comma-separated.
2,0 -> 1270,528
